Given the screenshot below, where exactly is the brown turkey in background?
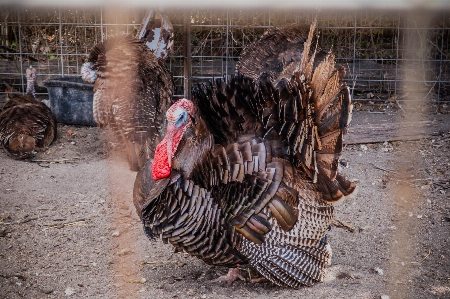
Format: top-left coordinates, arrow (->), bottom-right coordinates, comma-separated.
0,66 -> 57,159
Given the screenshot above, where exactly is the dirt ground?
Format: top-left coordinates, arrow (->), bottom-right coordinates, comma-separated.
1,104 -> 449,299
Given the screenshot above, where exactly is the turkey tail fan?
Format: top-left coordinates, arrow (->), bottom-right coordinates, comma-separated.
237,24 -> 311,82
241,237 -> 332,288
253,19 -> 355,203
195,63 -> 355,203
192,75 -> 252,146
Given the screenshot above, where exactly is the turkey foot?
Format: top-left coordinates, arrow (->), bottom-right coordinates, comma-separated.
246,268 -> 268,284
250,277 -> 268,283
209,267 -> 245,285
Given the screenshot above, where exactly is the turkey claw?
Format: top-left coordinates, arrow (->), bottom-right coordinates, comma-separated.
208,267 -> 245,285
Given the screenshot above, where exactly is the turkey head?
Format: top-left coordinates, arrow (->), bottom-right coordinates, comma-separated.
152,98 -> 211,181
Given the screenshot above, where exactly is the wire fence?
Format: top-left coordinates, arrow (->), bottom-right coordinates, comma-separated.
0,7 -> 449,103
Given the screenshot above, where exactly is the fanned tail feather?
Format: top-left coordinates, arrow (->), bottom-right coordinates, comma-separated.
241,238 -> 332,288
289,21 -> 355,203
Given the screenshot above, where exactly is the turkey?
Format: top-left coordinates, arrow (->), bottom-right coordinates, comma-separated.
135,8 -> 174,60
0,66 -> 57,159
133,20 -> 356,288
81,31 -> 174,171
236,24 -> 326,82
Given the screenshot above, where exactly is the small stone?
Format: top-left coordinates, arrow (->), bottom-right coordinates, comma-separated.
111,231 -> 120,237
381,295 -> 390,299
417,215 -> 423,219
382,141 -> 393,152
41,287 -> 53,294
117,248 -> 132,256
336,272 -> 353,279
360,225 -> 372,231
139,278 -> 147,283
374,267 -> 384,275
339,160 -> 349,168
70,141 -> 76,145
1,211 -> 11,220
65,287 -> 75,296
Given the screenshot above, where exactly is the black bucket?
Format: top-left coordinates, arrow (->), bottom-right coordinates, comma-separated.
43,76 -> 96,126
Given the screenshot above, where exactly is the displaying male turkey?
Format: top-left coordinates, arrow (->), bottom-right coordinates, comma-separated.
81,32 -> 174,171
236,23 -> 326,82
133,20 -> 356,288
0,66 -> 57,159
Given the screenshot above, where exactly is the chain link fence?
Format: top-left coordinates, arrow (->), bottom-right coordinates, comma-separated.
0,7 -> 449,104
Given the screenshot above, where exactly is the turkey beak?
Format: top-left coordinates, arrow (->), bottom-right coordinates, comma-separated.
166,121 -> 176,168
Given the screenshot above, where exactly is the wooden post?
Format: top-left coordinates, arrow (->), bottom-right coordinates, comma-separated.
183,12 -> 192,100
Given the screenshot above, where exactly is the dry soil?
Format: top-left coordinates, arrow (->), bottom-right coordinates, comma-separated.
1,106 -> 449,299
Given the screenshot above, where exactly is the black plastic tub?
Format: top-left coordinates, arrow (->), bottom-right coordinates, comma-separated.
43,76 -> 96,126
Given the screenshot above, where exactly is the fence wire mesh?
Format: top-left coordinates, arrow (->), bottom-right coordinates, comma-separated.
0,7 -> 449,103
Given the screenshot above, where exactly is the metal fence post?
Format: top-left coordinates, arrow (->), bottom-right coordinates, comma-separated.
184,11 -> 192,100
17,9 -> 24,94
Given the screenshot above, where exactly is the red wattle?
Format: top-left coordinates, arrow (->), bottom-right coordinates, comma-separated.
152,140 -> 171,180
151,123 -> 186,181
